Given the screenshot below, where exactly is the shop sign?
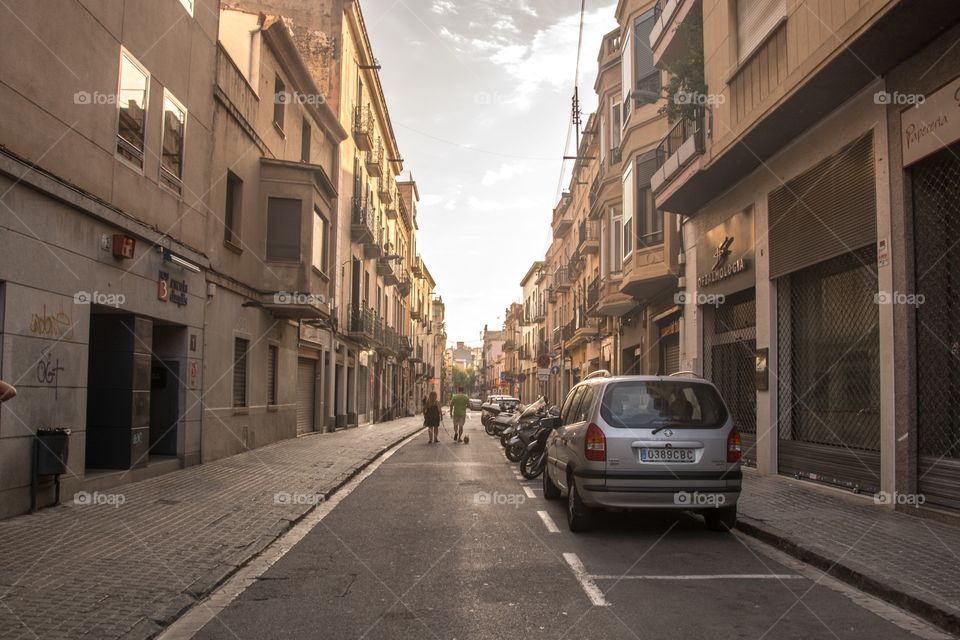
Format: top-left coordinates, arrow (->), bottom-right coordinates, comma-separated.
659,319 -> 680,338
878,237 -> 890,267
696,208 -> 755,297
158,271 -> 188,307
901,75 -> 960,167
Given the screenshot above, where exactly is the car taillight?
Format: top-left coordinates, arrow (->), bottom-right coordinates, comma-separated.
727,427 -> 742,463
585,423 -> 606,462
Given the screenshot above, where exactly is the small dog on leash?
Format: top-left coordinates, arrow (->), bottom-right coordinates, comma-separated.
462,434 -> 470,445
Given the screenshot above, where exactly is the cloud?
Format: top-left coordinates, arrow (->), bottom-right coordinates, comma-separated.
432,0 -> 457,15
481,162 -> 531,186
419,194 -> 443,207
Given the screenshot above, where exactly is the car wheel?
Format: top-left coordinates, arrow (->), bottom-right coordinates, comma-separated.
566,475 -> 593,532
704,505 -> 737,531
543,464 -> 561,500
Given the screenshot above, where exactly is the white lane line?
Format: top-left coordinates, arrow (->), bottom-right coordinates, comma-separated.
536,510 -> 560,533
156,428 -> 423,640
522,486 -> 536,499
589,574 -> 803,580
563,553 -> 610,607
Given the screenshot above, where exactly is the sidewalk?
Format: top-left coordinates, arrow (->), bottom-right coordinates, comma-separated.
737,469 -> 960,635
0,417 -> 425,640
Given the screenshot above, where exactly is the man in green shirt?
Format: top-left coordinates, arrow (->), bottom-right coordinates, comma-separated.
449,386 -> 470,443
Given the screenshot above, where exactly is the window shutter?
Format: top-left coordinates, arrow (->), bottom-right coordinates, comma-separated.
266,197 -> 302,261
768,133 -> 876,279
267,345 -> 278,405
633,12 -> 657,83
737,0 -> 786,63
622,162 -> 635,258
233,338 -> 249,407
635,149 -> 658,187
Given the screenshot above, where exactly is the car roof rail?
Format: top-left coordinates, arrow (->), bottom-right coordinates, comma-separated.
668,371 -> 703,378
583,369 -> 611,381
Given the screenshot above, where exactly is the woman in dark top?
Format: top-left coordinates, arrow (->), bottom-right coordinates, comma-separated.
424,391 -> 442,444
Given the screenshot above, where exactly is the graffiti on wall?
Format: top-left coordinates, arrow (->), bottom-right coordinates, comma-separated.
29,304 -> 73,339
36,347 -> 66,400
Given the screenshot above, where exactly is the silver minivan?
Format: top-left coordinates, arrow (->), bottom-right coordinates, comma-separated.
543,372 -> 742,532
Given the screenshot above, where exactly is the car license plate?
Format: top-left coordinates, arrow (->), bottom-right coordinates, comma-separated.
640,448 -> 696,463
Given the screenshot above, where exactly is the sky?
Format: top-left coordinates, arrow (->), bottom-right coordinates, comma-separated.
363,0 -> 618,347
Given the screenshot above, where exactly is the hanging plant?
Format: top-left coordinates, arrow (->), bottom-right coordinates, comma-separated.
659,16 -> 706,124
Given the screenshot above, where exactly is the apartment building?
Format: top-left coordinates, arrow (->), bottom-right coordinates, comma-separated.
480,327 -> 505,397
0,0 -> 217,517
519,261 -> 548,403
651,0 -> 960,510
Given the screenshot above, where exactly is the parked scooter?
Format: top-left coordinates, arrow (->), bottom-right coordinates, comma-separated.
519,407 -> 562,479
502,398 -> 546,462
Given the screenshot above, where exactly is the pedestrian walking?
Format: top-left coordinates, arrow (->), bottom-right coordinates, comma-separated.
449,386 -> 469,443
0,380 -> 16,404
424,391 -> 442,444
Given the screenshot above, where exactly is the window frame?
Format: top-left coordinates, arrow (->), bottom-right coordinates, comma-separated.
115,48 -> 150,172
265,196 -> 302,263
273,74 -> 286,133
159,89 -> 188,194
636,185 -> 663,248
312,206 -> 330,275
224,170 -> 243,248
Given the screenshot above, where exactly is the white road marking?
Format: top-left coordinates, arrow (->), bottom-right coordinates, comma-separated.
156,429 -> 424,640
563,552 -> 610,607
522,486 -> 536,499
589,574 -> 803,580
537,510 -> 560,533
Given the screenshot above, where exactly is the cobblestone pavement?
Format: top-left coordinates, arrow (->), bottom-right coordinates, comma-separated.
738,469 -> 960,634
0,418 -> 425,640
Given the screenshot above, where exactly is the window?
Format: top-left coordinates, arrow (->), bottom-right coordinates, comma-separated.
610,206 -> 623,274
273,74 -> 286,131
312,207 -> 329,273
267,344 -> 278,405
233,337 -> 249,408
737,0 -> 786,63
637,186 -> 663,247
160,91 -> 187,191
266,197 -> 301,262
116,50 -> 149,168
633,10 -> 660,106
178,0 -> 194,15
301,119 -> 311,163
620,29 -> 633,122
573,385 -> 596,423
224,171 -> 242,245
562,386 -> 587,425
599,381 -> 728,429
622,162 -> 635,260
610,98 -> 622,152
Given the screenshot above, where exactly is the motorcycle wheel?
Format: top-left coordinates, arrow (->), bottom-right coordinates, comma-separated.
505,441 -> 524,463
520,445 -> 545,479
485,423 -> 496,436
500,433 -> 511,448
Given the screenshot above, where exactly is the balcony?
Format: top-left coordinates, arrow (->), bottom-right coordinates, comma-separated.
553,266 -> 569,293
348,306 -> 375,344
503,340 -> 517,352
410,306 -> 423,321
353,105 -> 374,151
596,274 -> 636,316
366,139 -> 383,177
577,220 -> 600,255
650,0 -> 700,68
651,106 -> 705,197
552,193 -> 573,238
411,255 -> 424,278
377,252 -> 399,286
350,196 -> 374,244
589,163 -> 605,216
567,252 -> 583,279
396,271 -> 412,296
532,303 -> 546,323
362,219 -> 383,260
586,276 -> 600,314
379,178 -> 394,204
399,336 -> 413,359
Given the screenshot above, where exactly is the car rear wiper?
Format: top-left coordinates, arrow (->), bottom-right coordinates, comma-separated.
650,421 -> 689,435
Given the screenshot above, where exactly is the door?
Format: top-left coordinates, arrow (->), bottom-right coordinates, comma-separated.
297,358 -> 317,435
149,360 -> 179,457
548,385 -> 583,490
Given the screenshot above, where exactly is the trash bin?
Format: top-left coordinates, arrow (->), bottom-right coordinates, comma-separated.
32,428 -> 71,512
36,428 -> 71,475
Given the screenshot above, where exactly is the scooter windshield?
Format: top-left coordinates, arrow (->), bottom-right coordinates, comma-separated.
518,397 -> 546,420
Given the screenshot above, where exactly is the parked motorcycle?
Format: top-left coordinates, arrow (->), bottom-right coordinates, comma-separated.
519,409 -> 562,479
501,398 -> 546,462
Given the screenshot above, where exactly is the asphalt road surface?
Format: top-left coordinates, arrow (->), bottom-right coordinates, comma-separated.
184,413 -> 950,640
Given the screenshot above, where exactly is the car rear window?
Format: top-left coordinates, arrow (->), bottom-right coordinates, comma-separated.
599,381 -> 728,429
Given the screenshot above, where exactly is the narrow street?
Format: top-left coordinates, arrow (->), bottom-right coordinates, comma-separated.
177,414 -> 943,640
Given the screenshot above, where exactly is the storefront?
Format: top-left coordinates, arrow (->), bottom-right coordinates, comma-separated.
898,73 -> 960,509
696,207 -> 757,464
769,133 -> 882,493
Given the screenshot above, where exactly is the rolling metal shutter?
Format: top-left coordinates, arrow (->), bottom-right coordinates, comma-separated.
768,133 -> 876,279
661,338 -> 680,376
296,358 -> 316,435
913,142 -> 960,509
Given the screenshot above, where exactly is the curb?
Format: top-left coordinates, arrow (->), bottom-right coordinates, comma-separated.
127,423 -> 425,640
735,514 -> 960,637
